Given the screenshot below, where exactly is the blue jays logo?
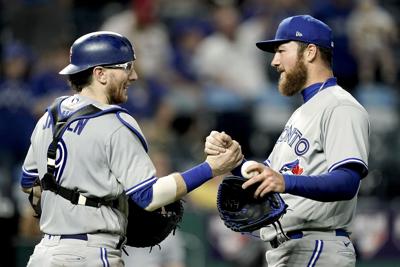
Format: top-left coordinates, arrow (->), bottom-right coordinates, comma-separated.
279,159 -> 304,175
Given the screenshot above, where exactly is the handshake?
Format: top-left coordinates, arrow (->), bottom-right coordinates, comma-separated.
204,131 -> 243,177
205,131 -> 286,198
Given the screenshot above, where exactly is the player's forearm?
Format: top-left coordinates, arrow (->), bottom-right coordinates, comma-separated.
283,166 -> 361,202
145,162 -> 213,211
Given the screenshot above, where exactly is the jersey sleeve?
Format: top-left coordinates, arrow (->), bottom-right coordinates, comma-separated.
21,145 -> 39,188
107,114 -> 157,195
323,105 -> 369,176
20,118 -> 43,189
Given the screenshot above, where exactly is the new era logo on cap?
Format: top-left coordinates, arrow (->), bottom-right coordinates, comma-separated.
256,15 -> 334,52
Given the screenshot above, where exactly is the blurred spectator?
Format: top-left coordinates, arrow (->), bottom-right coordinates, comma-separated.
71,0 -> 126,37
312,0 -> 359,93
30,41 -> 72,118
347,0 -> 398,86
0,41 -> 36,165
0,1 -> 400,265
100,0 -> 172,82
0,40 -> 36,267
169,19 -> 208,84
121,78 -> 168,120
100,0 -> 173,122
2,0 -> 73,56
139,98 -> 206,171
158,0 -> 209,24
194,4 -> 268,102
193,4 -> 271,156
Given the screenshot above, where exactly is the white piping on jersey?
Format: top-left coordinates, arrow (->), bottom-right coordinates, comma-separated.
116,112 -> 148,152
328,158 -> 368,172
264,159 -> 271,167
125,176 -> 157,195
55,140 -> 68,183
317,81 -> 327,94
22,167 -> 38,176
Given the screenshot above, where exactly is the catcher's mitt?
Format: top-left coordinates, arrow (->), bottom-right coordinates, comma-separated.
28,177 -> 42,218
217,175 -> 287,233
126,199 -> 184,248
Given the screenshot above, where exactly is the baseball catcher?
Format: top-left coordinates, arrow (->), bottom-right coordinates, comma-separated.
20,31 -> 244,267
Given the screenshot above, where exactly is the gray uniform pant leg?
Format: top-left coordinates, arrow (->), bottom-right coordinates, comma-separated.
265,236 -> 356,267
27,234 -> 124,267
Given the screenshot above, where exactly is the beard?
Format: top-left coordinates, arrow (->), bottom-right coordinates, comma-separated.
278,56 -> 308,96
106,77 -> 128,104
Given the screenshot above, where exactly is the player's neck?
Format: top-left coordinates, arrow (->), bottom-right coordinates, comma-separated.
80,87 -> 109,104
304,66 -> 333,88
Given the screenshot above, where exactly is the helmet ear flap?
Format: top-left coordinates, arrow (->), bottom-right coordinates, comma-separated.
59,31 -> 135,75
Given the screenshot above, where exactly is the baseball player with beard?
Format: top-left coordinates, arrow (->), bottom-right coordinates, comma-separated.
206,15 -> 369,267
20,31 -> 243,267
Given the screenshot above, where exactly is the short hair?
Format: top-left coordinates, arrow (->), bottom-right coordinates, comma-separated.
67,68 -> 94,92
296,41 -> 332,67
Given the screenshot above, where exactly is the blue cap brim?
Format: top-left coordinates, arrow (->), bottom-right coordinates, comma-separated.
256,39 -> 290,53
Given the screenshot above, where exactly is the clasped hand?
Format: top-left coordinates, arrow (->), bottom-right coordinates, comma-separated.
205,131 -> 285,198
204,131 -> 243,177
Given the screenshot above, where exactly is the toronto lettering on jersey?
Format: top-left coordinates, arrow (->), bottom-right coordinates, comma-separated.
277,125 -> 310,156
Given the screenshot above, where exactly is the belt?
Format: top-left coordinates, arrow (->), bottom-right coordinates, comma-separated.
59,234 -> 125,249
270,229 -> 349,249
60,233 -> 88,241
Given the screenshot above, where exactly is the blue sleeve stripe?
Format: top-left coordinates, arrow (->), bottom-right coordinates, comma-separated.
21,172 -> 37,179
328,158 -> 368,172
22,167 -> 38,176
125,176 -> 157,195
21,178 -> 36,188
21,168 -> 39,188
231,159 -> 246,177
264,159 -> 271,167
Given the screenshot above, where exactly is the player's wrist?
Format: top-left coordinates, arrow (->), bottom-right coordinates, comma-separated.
231,158 -> 247,177
181,162 -> 213,192
282,174 -> 294,193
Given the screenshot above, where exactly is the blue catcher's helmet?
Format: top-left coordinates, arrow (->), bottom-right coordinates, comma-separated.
59,31 -> 136,75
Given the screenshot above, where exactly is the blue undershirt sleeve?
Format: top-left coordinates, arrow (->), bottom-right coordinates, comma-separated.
283,164 -> 362,202
230,159 -> 246,177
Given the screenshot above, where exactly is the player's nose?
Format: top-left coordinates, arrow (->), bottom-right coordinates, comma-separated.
271,52 -> 281,68
129,69 -> 138,81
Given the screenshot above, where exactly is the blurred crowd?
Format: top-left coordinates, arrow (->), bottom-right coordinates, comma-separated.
0,0 -> 399,266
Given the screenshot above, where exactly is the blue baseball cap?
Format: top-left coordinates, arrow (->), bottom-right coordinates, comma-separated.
256,15 -> 334,53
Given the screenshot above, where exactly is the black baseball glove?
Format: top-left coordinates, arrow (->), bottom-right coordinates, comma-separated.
126,199 -> 184,248
217,175 -> 287,233
28,177 -> 42,218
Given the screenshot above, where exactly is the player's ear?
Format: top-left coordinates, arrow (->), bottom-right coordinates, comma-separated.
304,44 -> 318,63
92,66 -> 107,84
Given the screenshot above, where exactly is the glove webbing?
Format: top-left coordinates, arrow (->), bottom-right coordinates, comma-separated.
41,100 -> 117,208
